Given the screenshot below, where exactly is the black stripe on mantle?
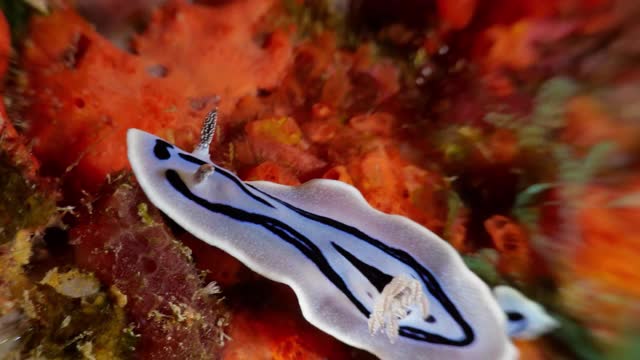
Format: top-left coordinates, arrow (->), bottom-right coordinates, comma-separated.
164,165 -> 475,346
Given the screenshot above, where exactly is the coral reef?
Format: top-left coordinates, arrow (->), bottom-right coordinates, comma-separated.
0,0 -> 639,358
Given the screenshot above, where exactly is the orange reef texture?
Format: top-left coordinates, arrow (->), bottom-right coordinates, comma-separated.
22,0 -> 292,194
2,0 -> 640,358
557,179 -> 640,345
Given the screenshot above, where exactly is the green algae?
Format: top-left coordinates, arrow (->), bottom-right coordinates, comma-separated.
18,285 -> 135,360
0,155 -> 56,244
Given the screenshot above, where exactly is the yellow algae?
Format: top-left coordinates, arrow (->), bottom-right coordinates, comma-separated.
40,268 -> 100,299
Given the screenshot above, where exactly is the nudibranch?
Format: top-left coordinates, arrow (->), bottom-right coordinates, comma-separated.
494,286 -> 560,340
127,110 -> 554,359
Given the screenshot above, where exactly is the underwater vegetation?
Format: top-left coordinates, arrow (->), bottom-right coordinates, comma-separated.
0,0 -> 639,358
